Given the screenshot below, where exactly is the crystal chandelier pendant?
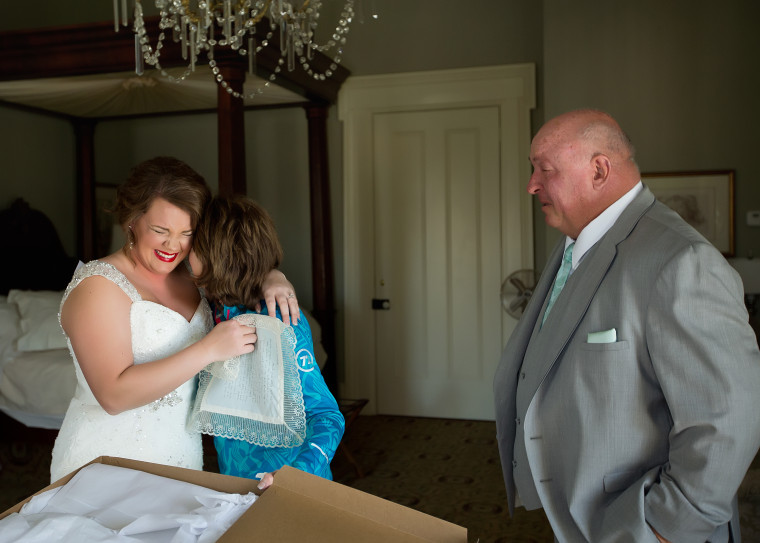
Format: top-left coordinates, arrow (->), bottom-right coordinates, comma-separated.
114,0 -> 355,100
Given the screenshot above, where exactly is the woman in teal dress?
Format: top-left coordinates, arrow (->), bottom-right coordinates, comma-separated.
189,195 -> 344,485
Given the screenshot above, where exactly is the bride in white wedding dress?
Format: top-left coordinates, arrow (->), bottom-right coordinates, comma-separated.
50,157 -> 299,483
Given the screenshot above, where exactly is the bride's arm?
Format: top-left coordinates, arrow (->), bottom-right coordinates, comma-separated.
61,276 -> 256,415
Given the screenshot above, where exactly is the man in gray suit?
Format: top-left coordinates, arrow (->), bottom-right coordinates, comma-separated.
494,109 -> 760,542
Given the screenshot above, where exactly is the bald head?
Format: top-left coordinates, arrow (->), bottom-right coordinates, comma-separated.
528,109 -> 641,238
543,109 -> 638,175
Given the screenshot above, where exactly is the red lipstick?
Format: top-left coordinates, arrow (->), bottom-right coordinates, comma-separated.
155,250 -> 178,263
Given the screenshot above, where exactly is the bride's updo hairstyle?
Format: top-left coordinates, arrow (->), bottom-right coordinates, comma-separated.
114,156 -> 211,258
192,195 -> 283,310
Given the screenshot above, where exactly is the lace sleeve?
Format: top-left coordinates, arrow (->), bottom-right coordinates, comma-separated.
59,260 -> 141,328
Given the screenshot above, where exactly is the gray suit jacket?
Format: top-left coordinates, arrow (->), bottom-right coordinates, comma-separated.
494,187 -> 760,542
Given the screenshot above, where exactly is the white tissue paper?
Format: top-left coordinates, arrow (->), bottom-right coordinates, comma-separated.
0,463 -> 257,543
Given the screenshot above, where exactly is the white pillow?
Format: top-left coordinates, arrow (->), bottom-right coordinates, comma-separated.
0,297 -> 21,360
0,296 -> 20,340
6,290 -> 67,351
0,348 -> 75,413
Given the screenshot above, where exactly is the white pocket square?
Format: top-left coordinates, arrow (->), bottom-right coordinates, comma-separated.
587,328 -> 617,344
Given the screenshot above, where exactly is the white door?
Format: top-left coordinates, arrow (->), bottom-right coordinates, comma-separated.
373,107 -> 504,420
339,64 -> 535,421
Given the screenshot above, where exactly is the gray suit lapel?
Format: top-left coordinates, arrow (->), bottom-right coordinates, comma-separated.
519,187 -> 657,404
496,239 -> 563,379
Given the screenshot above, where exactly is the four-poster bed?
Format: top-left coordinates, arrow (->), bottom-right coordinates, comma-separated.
0,16 -> 348,393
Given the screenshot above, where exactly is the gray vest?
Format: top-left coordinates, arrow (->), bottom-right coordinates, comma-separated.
511,295 -> 550,509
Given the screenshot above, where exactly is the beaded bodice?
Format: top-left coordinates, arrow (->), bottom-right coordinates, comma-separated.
50,260 -> 212,482
59,261 -> 213,408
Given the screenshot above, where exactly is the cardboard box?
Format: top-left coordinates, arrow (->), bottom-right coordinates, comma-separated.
0,456 -> 468,542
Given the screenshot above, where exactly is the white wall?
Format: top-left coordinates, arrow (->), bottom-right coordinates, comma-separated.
96,114 -> 220,190
245,107 -> 313,309
540,0 -> 760,267
6,0 -> 757,375
0,107 -> 77,255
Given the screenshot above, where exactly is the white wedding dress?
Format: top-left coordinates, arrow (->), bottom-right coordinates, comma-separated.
50,261 -> 212,483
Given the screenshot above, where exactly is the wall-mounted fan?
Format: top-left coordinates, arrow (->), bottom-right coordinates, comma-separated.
501,269 -> 539,319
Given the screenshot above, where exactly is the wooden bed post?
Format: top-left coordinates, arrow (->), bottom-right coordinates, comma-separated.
74,119 -> 96,262
216,55 -> 247,197
304,103 -> 338,394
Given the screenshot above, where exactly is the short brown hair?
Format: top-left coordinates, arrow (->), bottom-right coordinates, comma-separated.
192,195 -> 283,309
114,157 -> 211,256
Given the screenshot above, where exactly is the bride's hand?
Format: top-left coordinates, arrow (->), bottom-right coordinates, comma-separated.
257,269 -> 299,326
201,320 -> 256,362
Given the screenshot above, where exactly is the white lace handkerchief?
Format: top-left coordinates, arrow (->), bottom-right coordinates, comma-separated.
188,313 -> 307,448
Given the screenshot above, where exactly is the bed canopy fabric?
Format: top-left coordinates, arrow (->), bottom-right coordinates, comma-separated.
0,17 -> 347,390
0,69 -> 306,118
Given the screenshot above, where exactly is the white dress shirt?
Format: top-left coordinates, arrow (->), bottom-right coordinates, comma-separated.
564,181 -> 644,275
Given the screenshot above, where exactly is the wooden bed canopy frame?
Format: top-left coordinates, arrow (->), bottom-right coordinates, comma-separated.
0,17 -> 348,391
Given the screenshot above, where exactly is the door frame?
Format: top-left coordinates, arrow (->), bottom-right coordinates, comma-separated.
338,64 -> 536,413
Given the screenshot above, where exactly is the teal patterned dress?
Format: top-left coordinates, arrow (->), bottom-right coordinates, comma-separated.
212,302 -> 344,480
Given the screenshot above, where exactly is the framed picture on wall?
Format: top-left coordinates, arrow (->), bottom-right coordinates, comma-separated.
641,170 -> 734,257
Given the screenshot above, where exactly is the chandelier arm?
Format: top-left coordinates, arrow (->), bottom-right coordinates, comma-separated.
122,0 -> 355,99
247,0 -> 273,26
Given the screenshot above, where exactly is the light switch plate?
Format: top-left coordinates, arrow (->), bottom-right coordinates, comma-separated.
747,211 -> 760,227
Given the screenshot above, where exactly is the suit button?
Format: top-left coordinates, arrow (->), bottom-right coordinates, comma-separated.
512,460 -> 518,468
515,417 -> 520,425
521,372 -> 526,379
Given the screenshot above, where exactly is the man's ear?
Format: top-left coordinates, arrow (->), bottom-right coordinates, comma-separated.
591,154 -> 611,189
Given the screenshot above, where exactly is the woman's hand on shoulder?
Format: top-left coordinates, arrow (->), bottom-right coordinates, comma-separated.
199,320 -> 257,363
257,269 -> 299,325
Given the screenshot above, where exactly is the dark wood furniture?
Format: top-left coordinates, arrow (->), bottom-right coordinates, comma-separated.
0,18 -> 348,391
0,199 -> 79,296
337,398 -> 369,478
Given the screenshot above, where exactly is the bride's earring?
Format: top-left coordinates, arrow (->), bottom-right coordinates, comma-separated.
127,225 -> 134,250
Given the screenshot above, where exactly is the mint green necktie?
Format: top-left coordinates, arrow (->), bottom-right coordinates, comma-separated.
542,242 -> 575,325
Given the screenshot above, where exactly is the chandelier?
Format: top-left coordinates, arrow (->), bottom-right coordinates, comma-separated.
113,0 -> 355,99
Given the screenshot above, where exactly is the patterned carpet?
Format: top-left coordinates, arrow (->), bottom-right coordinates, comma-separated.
1,414 -> 759,542
329,415 -> 760,542
330,415 -> 553,543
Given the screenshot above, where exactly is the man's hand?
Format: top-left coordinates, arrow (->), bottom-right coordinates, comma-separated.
649,524 -> 670,543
